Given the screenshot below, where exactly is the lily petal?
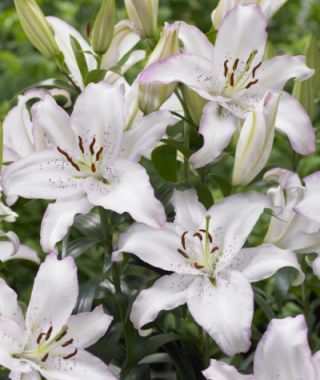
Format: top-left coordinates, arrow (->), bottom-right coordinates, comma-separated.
190,102 -> 238,169
187,271 -> 253,356
40,194 -> 93,253
121,110 -> 177,161
171,189 -> 206,231
115,223 -> 196,274
207,192 -> 269,271
40,349 -> 117,380
229,244 -> 304,285
2,150 -> 82,205
203,359 -> 253,380
9,370 -> 41,380
295,173 -> 320,224
26,254 -> 78,340
84,159 -> 166,228
66,306 -> 112,349
130,273 -> 195,332
0,240 -> 39,264
0,278 -> 24,328
276,92 -> 315,155
254,315 -> 317,380
71,83 -> 125,165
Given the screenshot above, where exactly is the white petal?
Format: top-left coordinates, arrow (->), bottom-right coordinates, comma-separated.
26,254 -> 78,340
115,223 -> 196,274
190,102 -> 238,169
263,167 -> 302,189
203,359 -> 253,380
260,0 -> 288,18
32,95 -> 77,153
207,192 -> 269,271
187,271 -> 253,356
9,370 -> 41,380
66,306 -> 112,349
0,278 -> 24,328
84,159 -> 166,228
40,194 -> 93,253
257,55 -> 314,91
312,256 -> 320,279
0,240 -> 40,264
71,83 -> 125,165
228,244 -> 304,285
295,173 -> 320,224
171,189 -> 206,231
47,17 -> 96,88
130,273 -> 195,332
276,93 -> 315,155
121,110 -> 177,161
213,4 -> 267,86
254,315 -> 317,380
313,351 -> 320,378
140,54 -> 216,100
2,150 -> 82,204
40,349 -> 117,380
0,317 -> 25,361
178,21 -> 214,61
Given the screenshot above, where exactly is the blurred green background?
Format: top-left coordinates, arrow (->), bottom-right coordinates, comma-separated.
1,0 -> 320,119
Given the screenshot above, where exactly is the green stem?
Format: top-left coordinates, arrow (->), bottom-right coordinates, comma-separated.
183,121 -> 190,181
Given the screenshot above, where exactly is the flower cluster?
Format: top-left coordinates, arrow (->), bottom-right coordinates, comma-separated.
1,0 -> 320,378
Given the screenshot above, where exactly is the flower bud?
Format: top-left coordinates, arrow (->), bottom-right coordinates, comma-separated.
232,92 -> 280,186
14,0 -> 60,58
182,86 -> 207,125
125,0 -> 158,39
91,0 -> 116,55
139,23 -> 179,114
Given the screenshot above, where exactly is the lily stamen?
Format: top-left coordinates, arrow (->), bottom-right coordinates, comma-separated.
63,348 -> 78,360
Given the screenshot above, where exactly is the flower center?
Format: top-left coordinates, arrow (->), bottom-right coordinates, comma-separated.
222,50 -> 262,96
57,135 -> 105,176
177,216 -> 221,276
22,325 -> 77,364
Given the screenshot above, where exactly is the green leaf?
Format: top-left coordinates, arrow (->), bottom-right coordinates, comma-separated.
206,25 -> 217,44
193,181 -> 213,208
70,35 -> 89,81
74,211 -> 104,240
151,145 -> 178,182
0,122 -> 3,172
210,174 -> 232,196
274,267 -> 298,306
161,137 -> 193,158
75,277 -> 102,313
84,69 -> 107,85
254,291 -> 275,320
67,237 -> 103,258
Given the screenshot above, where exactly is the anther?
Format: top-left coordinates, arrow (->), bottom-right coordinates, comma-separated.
62,338 -> 74,347
90,137 -> 96,155
63,348 -> 78,360
181,231 -> 188,250
96,147 -> 104,161
230,72 -> 235,87
78,136 -> 85,154
91,163 -> 97,173
55,327 -> 68,342
224,60 -> 229,77
37,332 -> 46,344
193,232 -> 203,241
194,263 -> 204,270
57,147 -> 81,172
233,58 -> 239,71
245,79 -> 259,89
177,248 -> 188,258
199,229 -> 212,242
41,353 -> 49,362
211,246 -> 219,254
86,22 -> 91,38
45,326 -> 53,341
252,62 -> 262,78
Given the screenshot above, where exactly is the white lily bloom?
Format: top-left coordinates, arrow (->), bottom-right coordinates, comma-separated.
140,5 -> 315,169
0,230 -> 39,264
211,0 -> 288,29
2,83 -> 176,253
232,91 -> 280,186
203,315 -> 319,380
47,17 -> 144,88
125,0 -> 159,38
115,189 -> 303,356
0,254 -> 116,380
264,168 -> 320,277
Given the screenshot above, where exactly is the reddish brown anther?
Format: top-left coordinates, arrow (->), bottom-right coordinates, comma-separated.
62,338 -> 74,347
211,246 -> 219,254
230,72 -> 235,87
90,137 -> 96,155
194,262 -> 204,270
252,62 -> 262,78
55,328 -> 68,342
96,146 -> 104,161
177,248 -> 188,258
57,147 -> 81,172
45,326 -> 53,341
233,58 -> 239,71
181,231 -> 188,250
41,353 -> 49,362
86,22 -> 91,37
36,332 -> 46,344
193,232 -> 203,241
224,60 -> 229,77
78,136 -> 85,154
245,79 -> 259,89
91,163 -> 97,173
63,348 -> 78,360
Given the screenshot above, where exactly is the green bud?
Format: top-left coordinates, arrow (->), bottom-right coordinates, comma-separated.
182,86 -> 208,126
14,0 -> 59,58
91,0 -> 116,55
125,0 -> 158,39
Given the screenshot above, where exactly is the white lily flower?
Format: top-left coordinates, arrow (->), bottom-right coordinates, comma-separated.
211,0 -> 288,29
115,189 -> 303,356
140,5 -> 315,169
2,83 -> 176,253
264,168 -> 320,277
232,91 -> 280,186
47,17 -> 144,89
0,230 -> 39,264
203,315 -> 319,380
0,254 -> 116,380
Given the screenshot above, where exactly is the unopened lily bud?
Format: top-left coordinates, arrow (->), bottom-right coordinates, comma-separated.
182,87 -> 208,125
232,92 -> 281,186
14,0 -> 59,58
139,23 -> 179,114
125,0 -> 158,39
91,0 -> 116,55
